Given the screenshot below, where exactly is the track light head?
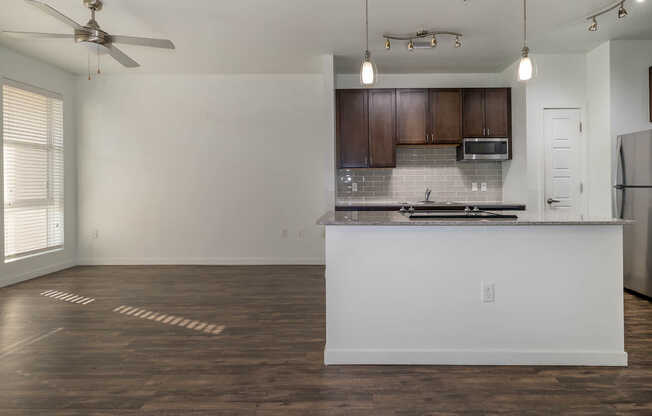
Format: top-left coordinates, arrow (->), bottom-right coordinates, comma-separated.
618,2 -> 628,18
455,36 -> 462,48
407,39 -> 414,51
588,17 -> 598,31
431,35 -> 437,47
385,38 -> 391,50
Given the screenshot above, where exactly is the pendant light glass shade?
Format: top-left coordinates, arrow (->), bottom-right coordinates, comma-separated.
360,51 -> 377,86
518,47 -> 533,81
518,56 -> 533,81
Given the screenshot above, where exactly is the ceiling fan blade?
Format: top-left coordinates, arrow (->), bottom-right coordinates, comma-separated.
2,31 -> 74,39
105,44 -> 140,68
110,35 -> 175,49
24,0 -> 82,30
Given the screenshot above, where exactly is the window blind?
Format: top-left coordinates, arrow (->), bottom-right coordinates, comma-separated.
3,81 -> 64,261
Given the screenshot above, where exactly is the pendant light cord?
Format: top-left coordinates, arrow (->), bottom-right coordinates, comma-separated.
523,0 -> 527,47
365,0 -> 369,52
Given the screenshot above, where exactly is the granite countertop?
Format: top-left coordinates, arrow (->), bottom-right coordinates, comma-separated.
335,199 -> 510,206
317,210 -> 631,226
334,200 -> 527,211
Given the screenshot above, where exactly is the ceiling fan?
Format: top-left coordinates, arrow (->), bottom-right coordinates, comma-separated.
2,0 -> 175,68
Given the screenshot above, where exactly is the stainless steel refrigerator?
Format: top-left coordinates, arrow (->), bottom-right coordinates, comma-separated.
614,129 -> 652,298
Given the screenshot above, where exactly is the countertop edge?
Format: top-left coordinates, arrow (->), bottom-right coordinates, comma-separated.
317,211 -> 632,226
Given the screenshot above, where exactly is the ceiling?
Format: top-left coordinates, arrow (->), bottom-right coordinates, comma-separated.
0,0 -> 651,75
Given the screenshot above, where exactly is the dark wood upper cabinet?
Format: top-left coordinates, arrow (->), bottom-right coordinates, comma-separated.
430,89 -> 462,144
462,88 -> 485,138
336,87 -> 511,166
368,89 -> 396,167
396,89 -> 428,145
462,88 -> 511,138
484,88 -> 510,138
337,89 -> 369,168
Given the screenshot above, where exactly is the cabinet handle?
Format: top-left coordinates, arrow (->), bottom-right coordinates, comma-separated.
425,133 -> 428,144
430,133 -> 435,143
487,128 -> 491,136
365,156 -> 369,166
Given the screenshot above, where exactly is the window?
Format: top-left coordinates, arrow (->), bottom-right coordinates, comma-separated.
2,80 -> 64,261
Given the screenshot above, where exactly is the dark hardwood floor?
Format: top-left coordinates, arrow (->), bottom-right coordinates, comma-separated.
0,265 -> 651,415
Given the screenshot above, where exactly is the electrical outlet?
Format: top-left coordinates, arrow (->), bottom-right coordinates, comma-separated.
92,229 -> 99,239
352,182 -> 358,192
482,282 -> 495,303
481,182 -> 487,192
471,182 -> 478,192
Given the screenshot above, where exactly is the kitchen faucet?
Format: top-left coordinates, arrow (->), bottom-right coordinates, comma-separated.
425,188 -> 432,202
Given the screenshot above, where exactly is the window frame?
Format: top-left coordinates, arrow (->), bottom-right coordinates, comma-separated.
2,78 -> 65,262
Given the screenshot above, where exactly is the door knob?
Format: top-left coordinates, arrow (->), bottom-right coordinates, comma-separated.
547,198 -> 560,204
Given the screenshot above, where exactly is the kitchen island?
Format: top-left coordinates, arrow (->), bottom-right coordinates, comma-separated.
318,211 -> 629,366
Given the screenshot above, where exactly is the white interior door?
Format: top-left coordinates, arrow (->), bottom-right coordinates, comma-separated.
543,109 -> 583,219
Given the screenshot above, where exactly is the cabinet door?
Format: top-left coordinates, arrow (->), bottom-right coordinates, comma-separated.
396,89 -> 428,144
430,89 -> 462,144
337,90 -> 369,168
485,88 -> 510,138
368,89 -> 396,167
462,88 -> 485,138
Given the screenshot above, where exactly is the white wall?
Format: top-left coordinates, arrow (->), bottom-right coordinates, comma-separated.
0,45 -> 77,287
586,43 -> 613,218
610,40 -> 652,138
76,71 -> 334,265
500,61 -> 527,204
524,54 -> 587,217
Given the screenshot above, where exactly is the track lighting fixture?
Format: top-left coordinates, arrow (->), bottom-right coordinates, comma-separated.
359,0 -> 377,87
586,0 -> 637,32
385,38 -> 391,50
383,30 -> 462,51
588,16 -> 598,31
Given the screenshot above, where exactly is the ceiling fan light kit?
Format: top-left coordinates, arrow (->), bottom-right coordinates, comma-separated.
2,0 -> 175,72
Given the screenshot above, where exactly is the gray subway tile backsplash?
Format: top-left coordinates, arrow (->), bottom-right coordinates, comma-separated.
337,147 -> 502,203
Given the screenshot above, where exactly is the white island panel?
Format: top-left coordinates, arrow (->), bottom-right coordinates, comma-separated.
324,225 -> 626,366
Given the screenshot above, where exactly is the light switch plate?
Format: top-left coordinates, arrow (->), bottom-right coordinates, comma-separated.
352,182 -> 358,192
471,182 -> 478,192
481,182 -> 487,192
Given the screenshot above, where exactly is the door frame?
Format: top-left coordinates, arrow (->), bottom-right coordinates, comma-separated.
539,107 -> 588,219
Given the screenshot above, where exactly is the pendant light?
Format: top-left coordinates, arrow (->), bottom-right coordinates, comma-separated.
360,0 -> 377,87
517,0 -> 534,81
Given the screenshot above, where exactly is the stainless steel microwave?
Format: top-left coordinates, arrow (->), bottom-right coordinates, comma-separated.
457,138 -> 509,161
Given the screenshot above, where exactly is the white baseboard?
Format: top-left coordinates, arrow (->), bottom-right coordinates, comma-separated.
0,260 -> 76,288
324,349 -> 628,366
76,257 -> 325,266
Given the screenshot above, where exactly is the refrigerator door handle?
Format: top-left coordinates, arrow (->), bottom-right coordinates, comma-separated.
614,138 -> 626,219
